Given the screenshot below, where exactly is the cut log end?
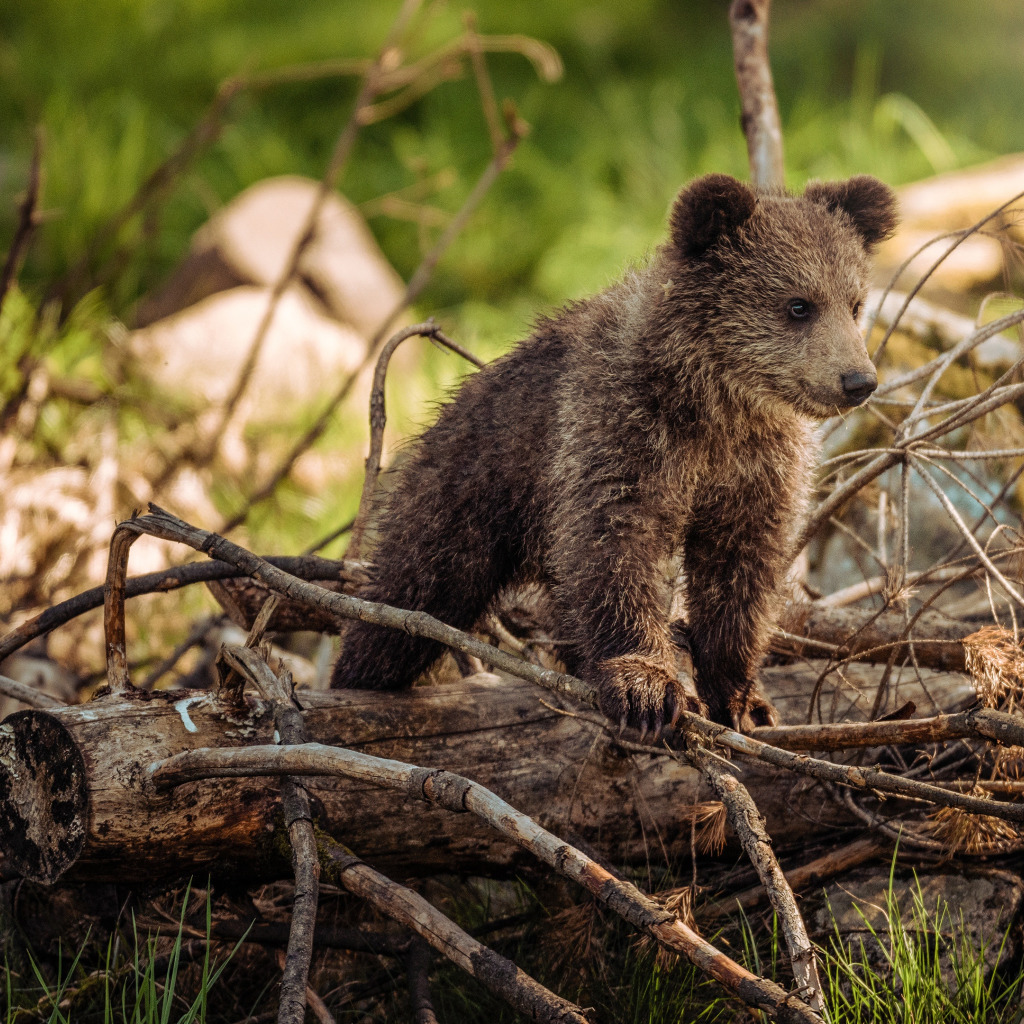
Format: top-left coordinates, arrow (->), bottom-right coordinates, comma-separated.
0,710 -> 87,882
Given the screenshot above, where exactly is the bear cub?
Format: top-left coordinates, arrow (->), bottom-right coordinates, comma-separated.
331,173 -> 898,734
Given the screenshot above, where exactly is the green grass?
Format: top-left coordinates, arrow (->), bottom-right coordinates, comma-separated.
4,889 -> 244,1024
5,870 -> 1020,1023
822,873 -> 1024,1024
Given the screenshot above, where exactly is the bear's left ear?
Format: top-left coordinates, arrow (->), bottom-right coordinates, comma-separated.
804,175 -> 899,250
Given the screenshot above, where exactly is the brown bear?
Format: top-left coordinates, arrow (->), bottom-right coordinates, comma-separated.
331,173 -> 898,734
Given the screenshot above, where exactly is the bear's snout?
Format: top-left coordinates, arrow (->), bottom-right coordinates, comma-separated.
840,369 -> 877,406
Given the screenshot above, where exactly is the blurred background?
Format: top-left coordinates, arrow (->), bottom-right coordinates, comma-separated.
1,0 -> 1023,684
3,0 -> 1023,323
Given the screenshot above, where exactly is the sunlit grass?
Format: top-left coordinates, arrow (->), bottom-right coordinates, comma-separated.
8,868 -> 1013,1024
4,888 -> 243,1024
821,870 -> 1024,1024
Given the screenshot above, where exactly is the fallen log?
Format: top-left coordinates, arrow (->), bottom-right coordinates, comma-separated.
0,661 -> 976,885
777,601 -> 974,671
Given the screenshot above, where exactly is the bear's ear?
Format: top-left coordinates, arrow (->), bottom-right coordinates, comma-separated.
670,174 -> 757,257
804,175 -> 899,249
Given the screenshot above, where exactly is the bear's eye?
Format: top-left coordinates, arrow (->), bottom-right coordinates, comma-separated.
852,300 -> 862,319
787,298 -> 813,320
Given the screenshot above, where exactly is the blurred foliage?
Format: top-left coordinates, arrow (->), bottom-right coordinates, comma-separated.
1,0 -> 1023,338
0,0 -> 1022,641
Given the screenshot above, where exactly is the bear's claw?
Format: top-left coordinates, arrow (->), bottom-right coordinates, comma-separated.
727,687 -> 779,733
596,653 -> 707,742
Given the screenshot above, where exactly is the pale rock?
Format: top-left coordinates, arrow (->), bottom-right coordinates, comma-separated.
877,153 -> 1024,296
0,652 -> 78,720
896,153 -> 1024,233
135,175 -> 406,339
128,282 -> 365,411
877,229 -> 1006,294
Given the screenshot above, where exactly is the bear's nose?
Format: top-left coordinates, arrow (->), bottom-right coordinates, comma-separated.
841,369 -> 877,405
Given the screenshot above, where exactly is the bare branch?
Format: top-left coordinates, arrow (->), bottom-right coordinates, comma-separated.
678,712 -> 1024,826
686,744 -> 828,1016
347,321 -> 483,560
0,673 -> 66,709
139,614 -> 220,691
103,521 -> 142,695
221,646 -> 320,1024
777,601 -> 973,671
0,554 -> 358,665
751,706 -> 1024,751
463,11 -> 504,155
729,0 -> 784,188
319,838 -> 591,1024
407,937 -> 440,1024
152,741 -> 822,1022
0,127 -> 43,317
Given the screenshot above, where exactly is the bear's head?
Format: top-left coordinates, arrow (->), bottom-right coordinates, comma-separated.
666,173 -> 898,419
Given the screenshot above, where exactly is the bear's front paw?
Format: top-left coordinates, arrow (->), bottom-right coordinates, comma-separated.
595,654 -> 707,741
727,684 -> 779,733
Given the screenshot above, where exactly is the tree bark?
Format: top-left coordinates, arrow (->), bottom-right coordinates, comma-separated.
0,662 -> 976,885
778,601 -> 975,671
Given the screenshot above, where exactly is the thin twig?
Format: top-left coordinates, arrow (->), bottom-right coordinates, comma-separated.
813,563 -> 987,609
303,517 -> 356,556
553,698 -> 1024,826
0,127 -> 43,317
835,783 -> 1024,856
685,744 -> 828,1017
219,124 -> 525,534
463,11 -> 504,155
301,982 -> 337,1024
220,646 -> 320,1024
52,79 -> 244,308
678,711 -> 1024,826
407,937 -> 440,1024
346,321 -> 483,559
140,614 -> 221,691
911,456 -> 1024,607
103,521 -> 142,695
0,554 -> 359,665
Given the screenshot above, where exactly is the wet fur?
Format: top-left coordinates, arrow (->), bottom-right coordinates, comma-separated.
331,174 -> 898,732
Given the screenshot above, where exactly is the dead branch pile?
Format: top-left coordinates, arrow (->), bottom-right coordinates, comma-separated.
3,1 -> 1024,1022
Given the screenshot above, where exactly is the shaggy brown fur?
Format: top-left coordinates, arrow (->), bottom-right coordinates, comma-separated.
331,173 -> 898,733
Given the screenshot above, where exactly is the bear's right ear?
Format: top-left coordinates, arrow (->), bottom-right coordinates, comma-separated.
670,174 -> 757,257
804,176 -> 899,250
